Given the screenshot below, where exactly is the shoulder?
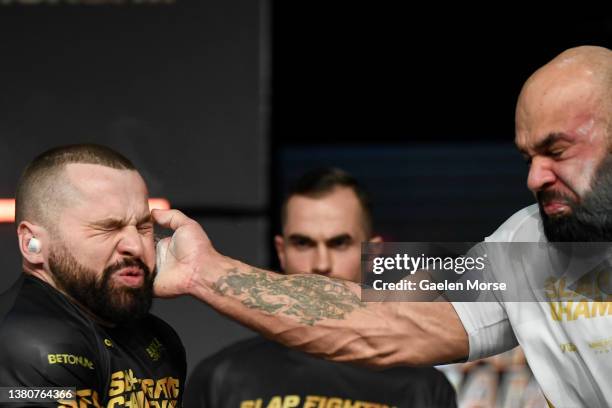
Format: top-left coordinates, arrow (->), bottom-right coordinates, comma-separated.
0,277 -> 98,349
0,276 -> 24,324
184,337 -> 272,406
193,336 -> 275,371
189,336 -> 279,382
0,280 -> 99,386
485,204 -> 544,242
383,365 -> 456,399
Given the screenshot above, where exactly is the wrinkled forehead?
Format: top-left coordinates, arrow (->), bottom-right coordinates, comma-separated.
61,163 -> 149,220
515,77 -> 603,148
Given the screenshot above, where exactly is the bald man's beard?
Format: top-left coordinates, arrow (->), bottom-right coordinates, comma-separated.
539,156 -> 612,242
48,245 -> 155,324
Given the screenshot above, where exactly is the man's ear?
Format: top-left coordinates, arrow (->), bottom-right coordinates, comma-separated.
274,235 -> 287,271
17,221 -> 48,265
367,235 -> 384,257
368,235 -> 383,244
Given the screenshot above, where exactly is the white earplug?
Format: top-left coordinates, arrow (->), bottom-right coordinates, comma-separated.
27,237 -> 41,254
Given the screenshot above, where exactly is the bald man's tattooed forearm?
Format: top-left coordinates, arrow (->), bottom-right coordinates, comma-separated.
212,268 -> 365,325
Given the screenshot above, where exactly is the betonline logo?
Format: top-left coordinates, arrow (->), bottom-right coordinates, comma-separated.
371,253 -> 487,275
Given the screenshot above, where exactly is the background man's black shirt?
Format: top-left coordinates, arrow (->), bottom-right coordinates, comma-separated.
185,336 -> 456,408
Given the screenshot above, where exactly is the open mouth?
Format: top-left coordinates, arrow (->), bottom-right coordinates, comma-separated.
114,267 -> 145,287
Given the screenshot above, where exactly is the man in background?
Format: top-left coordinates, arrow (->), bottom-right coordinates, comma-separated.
184,168 -> 456,408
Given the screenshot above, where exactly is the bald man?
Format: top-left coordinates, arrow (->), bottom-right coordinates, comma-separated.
152,46 -> 612,408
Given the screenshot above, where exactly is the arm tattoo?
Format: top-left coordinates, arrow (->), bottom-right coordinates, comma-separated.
212,268 -> 364,325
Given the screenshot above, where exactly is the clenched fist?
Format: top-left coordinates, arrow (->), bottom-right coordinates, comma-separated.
152,209 -> 220,298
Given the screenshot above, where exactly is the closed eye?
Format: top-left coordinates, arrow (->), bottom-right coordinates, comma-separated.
138,224 -> 154,235
549,148 -> 564,158
92,218 -> 124,231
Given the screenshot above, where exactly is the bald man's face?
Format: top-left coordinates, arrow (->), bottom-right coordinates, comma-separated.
275,187 -> 378,283
47,163 -> 156,323
516,69 -> 612,241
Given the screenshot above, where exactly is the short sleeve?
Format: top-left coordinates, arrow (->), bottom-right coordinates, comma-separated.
450,301 -> 518,361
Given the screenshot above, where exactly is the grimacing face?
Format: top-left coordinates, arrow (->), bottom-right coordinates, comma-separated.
275,187 -> 381,283
47,163 -> 156,323
516,73 -> 612,241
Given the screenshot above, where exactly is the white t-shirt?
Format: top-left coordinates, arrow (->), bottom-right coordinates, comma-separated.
452,204 -> 612,408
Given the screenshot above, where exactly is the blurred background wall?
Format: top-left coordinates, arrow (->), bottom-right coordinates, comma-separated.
0,1 -> 610,378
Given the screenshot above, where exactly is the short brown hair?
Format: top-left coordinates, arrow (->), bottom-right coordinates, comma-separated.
15,144 -> 136,226
281,167 -> 374,237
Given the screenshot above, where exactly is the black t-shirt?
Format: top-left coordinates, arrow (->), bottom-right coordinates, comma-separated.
184,337 -> 456,408
0,275 -> 186,408
0,276 -> 23,325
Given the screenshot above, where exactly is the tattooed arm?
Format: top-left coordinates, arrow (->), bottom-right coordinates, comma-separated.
152,209 -> 468,367
213,268 -> 365,326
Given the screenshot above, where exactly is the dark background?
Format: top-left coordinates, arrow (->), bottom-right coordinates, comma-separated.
0,1 -> 610,373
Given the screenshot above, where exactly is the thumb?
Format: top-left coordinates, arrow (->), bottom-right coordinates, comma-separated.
152,208 -> 193,231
